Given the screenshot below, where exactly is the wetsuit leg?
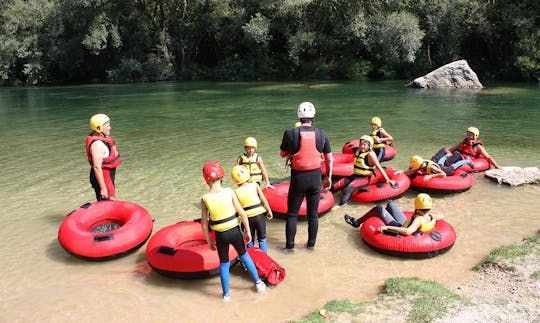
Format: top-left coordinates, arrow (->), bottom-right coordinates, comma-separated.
219,262 -> 231,296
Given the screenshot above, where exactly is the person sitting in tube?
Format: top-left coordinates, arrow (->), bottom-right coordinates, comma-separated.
343,193 -> 444,236
402,155 -> 451,182
330,135 -> 396,209
433,126 -> 500,169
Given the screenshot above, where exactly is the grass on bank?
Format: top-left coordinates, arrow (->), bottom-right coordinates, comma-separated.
295,233 -> 539,323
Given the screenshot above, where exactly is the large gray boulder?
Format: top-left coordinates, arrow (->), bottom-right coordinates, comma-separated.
408,60 -> 483,89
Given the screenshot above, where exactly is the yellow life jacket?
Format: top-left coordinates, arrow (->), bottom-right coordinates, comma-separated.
239,153 -> 263,183
424,160 -> 442,175
404,213 -> 436,232
234,183 -> 267,218
353,151 -> 375,176
370,128 -> 386,149
202,188 -> 239,232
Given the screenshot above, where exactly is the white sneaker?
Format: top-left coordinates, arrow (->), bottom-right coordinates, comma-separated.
223,293 -> 230,302
255,280 -> 266,293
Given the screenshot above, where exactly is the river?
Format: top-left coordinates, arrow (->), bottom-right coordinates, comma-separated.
0,81 -> 539,322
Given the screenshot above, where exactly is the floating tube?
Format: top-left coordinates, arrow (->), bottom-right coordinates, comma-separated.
360,210 -> 456,259
146,221 -> 238,279
58,200 -> 153,261
409,169 -> 473,193
348,168 -> 410,203
342,139 -> 397,161
327,153 -> 354,178
458,156 -> 490,173
262,181 -> 335,218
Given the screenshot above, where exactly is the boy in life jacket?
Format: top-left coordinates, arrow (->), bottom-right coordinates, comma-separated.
403,155 -> 449,181
236,137 -> 274,189
86,114 -> 121,200
231,165 -> 273,253
344,193 -> 444,236
200,161 -> 265,301
370,116 -> 394,161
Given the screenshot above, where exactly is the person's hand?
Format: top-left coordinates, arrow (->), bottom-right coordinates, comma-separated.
100,187 -> 109,199
422,175 -> 432,182
323,176 -> 331,190
243,230 -> 252,245
387,180 -> 396,186
266,211 -> 273,220
378,226 -> 387,232
266,183 -> 275,189
207,239 -> 216,250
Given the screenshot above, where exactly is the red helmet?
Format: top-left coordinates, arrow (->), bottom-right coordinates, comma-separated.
202,161 -> 224,184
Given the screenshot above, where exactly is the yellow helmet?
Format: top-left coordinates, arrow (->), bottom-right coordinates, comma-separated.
467,127 -> 480,139
244,137 -> 257,149
89,114 -> 110,133
231,165 -> 250,185
371,116 -> 382,127
360,135 -> 374,148
410,155 -> 424,169
415,193 -> 433,210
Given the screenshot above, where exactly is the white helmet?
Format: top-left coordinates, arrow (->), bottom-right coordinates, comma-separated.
297,102 -> 316,119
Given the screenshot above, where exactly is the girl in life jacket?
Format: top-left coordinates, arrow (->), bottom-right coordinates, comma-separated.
236,137 -> 274,189
231,165 -> 273,253
370,116 -> 394,161
200,161 -> 266,301
86,114 -> 121,200
344,194 -> 444,236
331,135 -> 396,208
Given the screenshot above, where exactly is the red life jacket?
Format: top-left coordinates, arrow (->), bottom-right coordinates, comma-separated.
458,138 -> 484,157
291,130 -> 323,171
85,133 -> 121,169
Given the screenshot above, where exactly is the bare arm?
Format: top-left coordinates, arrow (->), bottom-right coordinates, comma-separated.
379,217 -> 422,236
377,129 -> 393,143
369,152 -> 394,184
90,141 -> 108,199
200,199 -> 216,250
476,145 -> 500,169
256,184 -> 273,220
257,157 -> 273,189
232,191 -> 252,244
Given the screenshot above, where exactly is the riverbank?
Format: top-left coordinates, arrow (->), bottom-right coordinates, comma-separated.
298,233 -> 540,322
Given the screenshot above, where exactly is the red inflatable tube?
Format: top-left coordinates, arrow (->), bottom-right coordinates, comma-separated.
146,221 -> 238,279
458,156 -> 490,173
58,200 -> 154,261
322,153 -> 354,178
342,139 -> 397,161
360,210 -> 456,259
262,181 -> 335,218
348,168 -> 411,203
409,169 -> 473,193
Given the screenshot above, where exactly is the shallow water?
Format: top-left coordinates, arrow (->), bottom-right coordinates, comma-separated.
1,81 -> 539,322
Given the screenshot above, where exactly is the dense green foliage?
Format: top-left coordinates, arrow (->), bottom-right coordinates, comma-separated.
1,0 -> 539,85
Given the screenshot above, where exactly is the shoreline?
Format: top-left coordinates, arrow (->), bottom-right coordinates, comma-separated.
297,233 -> 540,322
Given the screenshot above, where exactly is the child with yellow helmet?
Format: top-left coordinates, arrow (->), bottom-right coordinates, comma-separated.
331,135 -> 396,209
200,161 -> 266,301
236,137 -> 274,189
370,116 -> 394,161
231,165 -> 273,253
344,193 -> 444,236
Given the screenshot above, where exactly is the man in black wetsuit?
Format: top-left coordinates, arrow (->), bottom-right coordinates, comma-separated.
279,102 -> 333,250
